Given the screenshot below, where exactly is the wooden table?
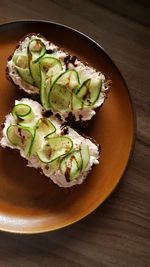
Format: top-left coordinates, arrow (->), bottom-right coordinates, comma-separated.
0,1 -> 149,266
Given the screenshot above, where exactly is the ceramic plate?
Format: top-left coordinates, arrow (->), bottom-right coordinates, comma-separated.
0,20 -> 135,233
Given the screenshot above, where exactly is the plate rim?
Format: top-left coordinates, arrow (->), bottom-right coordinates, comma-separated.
0,19 -> 136,234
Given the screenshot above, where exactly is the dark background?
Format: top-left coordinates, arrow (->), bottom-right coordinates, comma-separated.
0,1 -> 150,266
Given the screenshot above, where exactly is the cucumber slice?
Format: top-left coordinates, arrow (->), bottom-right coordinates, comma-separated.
49,83 -> 72,112
17,118 -> 36,129
60,150 -> 83,181
40,57 -> 62,79
28,39 -> 46,88
40,71 -> 51,110
49,70 -> 80,112
80,144 -> 90,171
36,118 -> 56,138
29,126 -> 42,156
44,159 -> 60,175
12,54 -> 34,85
40,57 -> 62,110
12,54 -> 28,68
29,118 -> 56,156
72,93 -> 83,110
29,61 -> 41,88
57,70 -> 79,90
7,125 -> 33,155
12,104 -> 31,118
16,66 -> 34,85
37,136 -> 73,163
28,39 -> 46,63
12,104 -> 35,129
77,79 -> 102,106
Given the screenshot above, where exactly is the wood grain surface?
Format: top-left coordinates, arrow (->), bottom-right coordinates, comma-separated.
0,0 -> 149,266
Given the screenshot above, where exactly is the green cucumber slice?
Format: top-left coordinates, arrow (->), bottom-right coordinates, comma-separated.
40,57 -> 62,79
36,118 -> 56,138
29,118 -> 56,156
60,150 -> 83,181
37,136 -> 73,163
16,66 -> 34,85
7,125 -> 33,155
12,54 -> 28,68
44,159 -> 60,175
12,104 -> 35,128
80,144 -> 90,171
29,61 -> 41,88
29,126 -> 42,156
49,70 -> 80,112
40,57 -> 62,110
28,39 -> 46,63
28,39 -> 46,88
12,54 -> 34,85
12,104 -> 31,118
40,71 -> 51,110
77,78 -> 102,106
72,93 -> 83,110
57,70 -> 79,90
49,83 -> 72,112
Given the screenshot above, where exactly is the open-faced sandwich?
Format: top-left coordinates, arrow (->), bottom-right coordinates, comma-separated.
0,99 -> 99,187
7,34 -> 110,124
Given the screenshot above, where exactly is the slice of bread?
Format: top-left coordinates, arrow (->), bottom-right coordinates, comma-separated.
7,33 -> 111,124
0,98 -> 100,187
